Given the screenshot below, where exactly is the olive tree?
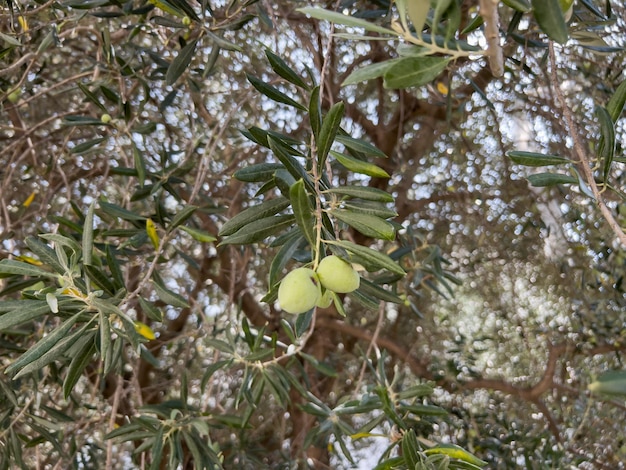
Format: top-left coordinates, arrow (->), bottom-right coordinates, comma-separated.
1,0 -> 625,469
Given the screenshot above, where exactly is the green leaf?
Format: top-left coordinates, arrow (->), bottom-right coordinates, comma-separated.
179,226 -> 217,242
341,59 -> 401,86
607,80 -> 626,122
402,429 -> 422,470
219,197 -> 290,237
527,172 -> 577,187
358,278 -> 405,304
297,7 -> 398,36
84,264 -> 117,295
383,56 -> 449,89
133,144 -> 147,188
407,0 -> 430,37
265,49 -> 309,89
596,106 -> 616,181
326,240 -> 405,275
6,312 -> 81,377
166,39 -> 198,85
25,237 -> 66,275
247,74 -> 307,111
269,234 -> 304,287
139,297 -> 164,322
531,0 -> 568,44
268,137 -> 315,192
0,259 -> 55,278
332,209 -> 395,240
317,102 -> 345,172
168,205 -> 198,231
309,86 -> 322,139
331,151 -> 390,178
290,180 -> 317,249
588,370 -> 626,396
325,186 -> 394,202
99,201 -> 147,221
63,337 -> 96,398
502,0 -> 532,12
423,444 -> 487,467
70,137 -> 107,154
152,274 -> 190,308
219,214 -> 295,245
234,163 -> 284,182
507,151 -> 571,166
0,300 -> 50,330
82,202 -> 95,267
335,134 -> 387,158
342,200 -> 398,219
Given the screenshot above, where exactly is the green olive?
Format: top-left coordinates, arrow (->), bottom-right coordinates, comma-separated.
278,268 -> 321,314
316,255 -> 360,294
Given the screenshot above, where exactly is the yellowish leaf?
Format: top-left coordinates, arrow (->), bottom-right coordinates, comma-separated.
16,255 -> 42,266
18,16 -> 28,32
134,321 -> 156,340
22,192 -> 36,208
146,218 -> 160,249
436,81 -> 449,96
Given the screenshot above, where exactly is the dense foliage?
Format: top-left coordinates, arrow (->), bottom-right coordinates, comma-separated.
1,0 -> 625,468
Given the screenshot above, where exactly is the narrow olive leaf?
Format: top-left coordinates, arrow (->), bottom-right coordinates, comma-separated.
84,264 -> 116,295
309,86 -> 322,139
152,276 -> 189,308
105,245 -> 125,290
341,59 -> 401,86
358,278 -> 404,304
14,322 -> 92,380
607,80 -> 626,122
5,312 -> 81,376
71,137 -> 106,154
168,205 -> 197,231
0,259 -> 55,278
247,74 -> 307,111
63,340 -> 96,400
166,39 -> 198,85
507,150 -> 571,166
265,49 -> 309,89
82,201 -> 95,267
317,102 -> 345,172
335,134 -> 387,158
205,31 -> 242,52
383,56 -> 449,89
290,180 -> 317,248
139,297 -> 164,322
527,172 -> 577,186
332,209 -> 395,240
179,226 -> 217,242
133,143 -> 146,188
331,150 -> 390,178
423,444 -> 488,466
297,7 -> 397,35
219,197 -> 290,237
502,0 -> 532,12
325,186 -> 394,202
402,430 -> 421,470
234,162 -> 283,182
268,137 -> 315,192
326,240 -> 405,275
269,234 -> 304,287
342,200 -> 398,219
99,201 -> 147,221
219,214 -> 295,246
25,236 -> 66,275
596,106 -> 616,181
407,0 -> 430,37
100,310 -> 112,374
532,0 -> 568,44
0,300 -> 50,330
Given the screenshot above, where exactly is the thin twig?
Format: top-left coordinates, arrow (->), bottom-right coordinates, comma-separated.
548,42 -> 626,246
354,301 -> 386,397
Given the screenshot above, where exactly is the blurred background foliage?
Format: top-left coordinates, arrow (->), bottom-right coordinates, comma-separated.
0,0 -> 625,468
